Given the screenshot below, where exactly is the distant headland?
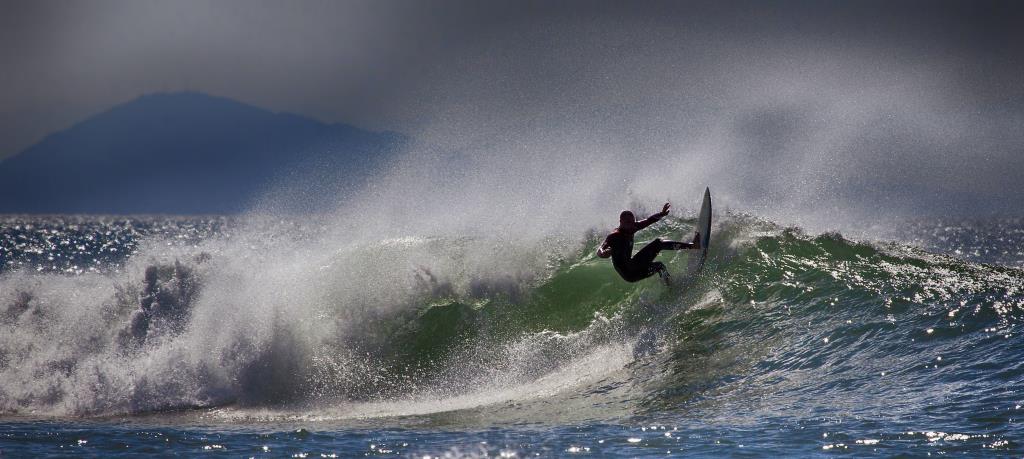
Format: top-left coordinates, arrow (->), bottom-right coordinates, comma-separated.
0,92 -> 405,214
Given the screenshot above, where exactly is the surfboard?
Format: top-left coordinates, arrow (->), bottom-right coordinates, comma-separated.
688,187 -> 712,275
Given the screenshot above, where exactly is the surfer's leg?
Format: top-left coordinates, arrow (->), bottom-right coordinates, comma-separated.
631,238 -> 687,283
662,234 -> 700,250
635,239 -> 690,265
662,240 -> 694,250
632,238 -> 667,266
621,262 -> 664,282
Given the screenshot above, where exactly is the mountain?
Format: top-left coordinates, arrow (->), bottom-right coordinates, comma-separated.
0,92 -> 404,214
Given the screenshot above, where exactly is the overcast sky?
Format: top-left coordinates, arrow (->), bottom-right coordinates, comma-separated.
2,0 -> 1023,217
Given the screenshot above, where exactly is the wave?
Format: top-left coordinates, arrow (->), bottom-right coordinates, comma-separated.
1,214 -> 1021,423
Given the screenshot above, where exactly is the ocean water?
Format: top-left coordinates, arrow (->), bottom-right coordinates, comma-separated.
1,213 -> 1022,457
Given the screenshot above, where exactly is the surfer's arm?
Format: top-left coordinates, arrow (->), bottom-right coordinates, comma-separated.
636,203 -> 671,231
596,237 -> 613,258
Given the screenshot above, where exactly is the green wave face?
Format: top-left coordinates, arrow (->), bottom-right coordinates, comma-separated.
352,213 -> 1024,419
374,220 -> 706,375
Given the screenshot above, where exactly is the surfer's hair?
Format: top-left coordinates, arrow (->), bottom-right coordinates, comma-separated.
619,210 -> 635,224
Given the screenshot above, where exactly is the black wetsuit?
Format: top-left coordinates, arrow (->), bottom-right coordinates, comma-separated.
600,214 -> 690,282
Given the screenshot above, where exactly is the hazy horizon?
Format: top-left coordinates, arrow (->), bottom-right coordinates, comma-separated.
2,0 -> 1023,221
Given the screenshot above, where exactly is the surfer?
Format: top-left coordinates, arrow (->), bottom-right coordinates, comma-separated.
597,203 -> 700,283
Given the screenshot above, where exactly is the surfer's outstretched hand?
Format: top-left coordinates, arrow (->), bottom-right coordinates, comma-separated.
660,202 -> 671,217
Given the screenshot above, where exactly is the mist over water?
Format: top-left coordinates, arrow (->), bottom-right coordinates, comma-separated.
362,1 -> 1024,228
7,1 -> 1021,221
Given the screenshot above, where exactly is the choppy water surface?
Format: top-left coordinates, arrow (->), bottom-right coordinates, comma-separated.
1,214 -> 1022,457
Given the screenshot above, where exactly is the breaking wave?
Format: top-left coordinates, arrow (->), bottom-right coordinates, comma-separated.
1,213 -> 1021,426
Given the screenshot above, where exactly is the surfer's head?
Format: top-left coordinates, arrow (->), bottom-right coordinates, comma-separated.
619,210 -> 636,230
